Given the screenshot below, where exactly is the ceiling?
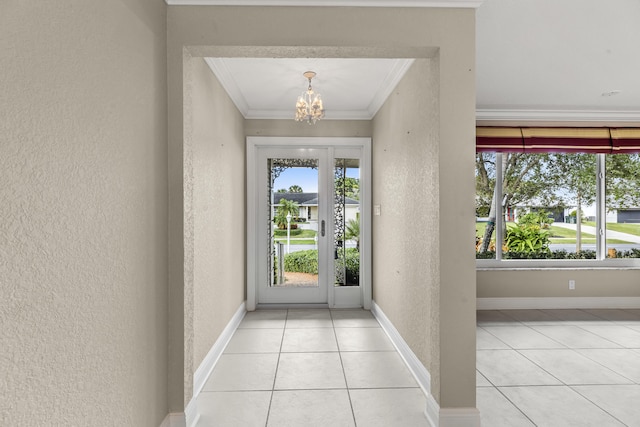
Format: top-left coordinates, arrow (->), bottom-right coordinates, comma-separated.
203,0 -> 640,123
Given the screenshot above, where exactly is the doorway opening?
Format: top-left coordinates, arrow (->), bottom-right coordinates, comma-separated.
247,137 -> 371,310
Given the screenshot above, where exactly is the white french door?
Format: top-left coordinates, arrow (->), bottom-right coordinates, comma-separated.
246,137 -> 371,310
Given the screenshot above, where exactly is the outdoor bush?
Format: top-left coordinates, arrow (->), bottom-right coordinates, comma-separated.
336,248 -> 360,285
505,223 -> 551,253
477,249 -> 599,259
284,249 -> 318,274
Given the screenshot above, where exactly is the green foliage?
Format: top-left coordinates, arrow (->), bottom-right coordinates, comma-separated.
274,199 -> 300,229
288,185 -> 303,193
336,248 -> 360,285
505,223 -> 551,253
335,176 -> 360,200
283,250 -> 318,274
518,210 -> 553,228
344,219 -> 360,250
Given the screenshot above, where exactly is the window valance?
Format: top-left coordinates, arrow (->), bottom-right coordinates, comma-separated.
476,127 -> 640,154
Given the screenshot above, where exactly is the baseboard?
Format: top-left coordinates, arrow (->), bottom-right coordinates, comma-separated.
424,394 -> 440,427
193,302 -> 247,396
184,301 -> 246,427
370,301 -> 437,426
184,396 -> 199,427
159,413 -> 185,427
439,408 -> 481,427
478,296 -> 640,310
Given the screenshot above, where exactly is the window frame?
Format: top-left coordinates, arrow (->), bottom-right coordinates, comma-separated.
476,152 -> 640,269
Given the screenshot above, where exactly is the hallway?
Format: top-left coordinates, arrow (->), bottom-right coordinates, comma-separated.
195,309 -> 430,427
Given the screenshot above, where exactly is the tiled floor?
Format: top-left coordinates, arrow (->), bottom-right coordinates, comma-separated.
196,309 -> 430,427
477,309 -> 640,427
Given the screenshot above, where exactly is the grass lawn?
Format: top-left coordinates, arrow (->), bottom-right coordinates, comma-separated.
273,229 -> 317,238
585,221 -> 640,237
476,221 -> 628,244
274,238 -> 316,245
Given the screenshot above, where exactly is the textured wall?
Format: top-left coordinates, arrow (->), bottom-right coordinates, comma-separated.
478,269 -> 640,298
167,5 -> 476,411
0,1 -> 168,426
372,59 -> 441,398
184,57 -> 246,399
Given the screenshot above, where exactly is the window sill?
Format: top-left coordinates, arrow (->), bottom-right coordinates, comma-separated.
477,258 -> 640,270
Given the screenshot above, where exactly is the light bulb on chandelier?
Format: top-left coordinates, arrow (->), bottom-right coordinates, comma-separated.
295,71 -> 325,124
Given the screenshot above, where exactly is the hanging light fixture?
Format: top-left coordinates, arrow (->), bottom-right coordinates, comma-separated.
295,71 -> 325,124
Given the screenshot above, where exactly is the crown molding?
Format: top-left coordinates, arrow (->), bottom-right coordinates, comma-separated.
165,0 -> 484,8
203,58 -> 251,117
367,59 -> 415,118
476,109 -> 640,123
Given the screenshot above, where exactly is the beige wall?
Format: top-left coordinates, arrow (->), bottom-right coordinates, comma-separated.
478,269 -> 640,299
185,57 -> 246,397
372,59 -> 441,397
168,5 -> 476,411
1,1 -> 168,426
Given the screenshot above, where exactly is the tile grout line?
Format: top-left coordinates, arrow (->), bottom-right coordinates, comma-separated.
330,309 -> 359,427
263,310 -> 288,427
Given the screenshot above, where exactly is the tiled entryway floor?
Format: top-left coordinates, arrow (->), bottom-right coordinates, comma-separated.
477,309 -> 640,427
196,309 -> 431,427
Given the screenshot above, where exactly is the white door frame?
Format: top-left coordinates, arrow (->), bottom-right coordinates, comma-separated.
246,136 -> 372,311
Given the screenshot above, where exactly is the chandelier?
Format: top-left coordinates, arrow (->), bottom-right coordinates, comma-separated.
295,71 -> 325,124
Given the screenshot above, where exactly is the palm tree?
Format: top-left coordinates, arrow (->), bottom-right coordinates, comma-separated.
274,199 -> 299,229
288,185 -> 303,193
344,219 -> 360,250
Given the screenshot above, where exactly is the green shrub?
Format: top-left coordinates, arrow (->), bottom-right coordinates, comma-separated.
336,248 -> 360,285
505,223 -> 551,253
284,250 -> 318,274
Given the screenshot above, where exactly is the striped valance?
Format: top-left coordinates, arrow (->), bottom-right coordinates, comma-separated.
477,127 -> 640,154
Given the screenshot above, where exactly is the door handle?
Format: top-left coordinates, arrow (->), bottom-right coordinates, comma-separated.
321,220 -> 325,237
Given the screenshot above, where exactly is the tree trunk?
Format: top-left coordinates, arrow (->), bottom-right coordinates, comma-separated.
480,155 -> 507,253
480,195 -> 497,253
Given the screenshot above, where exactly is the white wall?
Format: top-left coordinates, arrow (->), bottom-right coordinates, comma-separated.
1,1 -> 168,425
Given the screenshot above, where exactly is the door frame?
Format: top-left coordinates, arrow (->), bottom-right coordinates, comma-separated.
246,136 -> 372,311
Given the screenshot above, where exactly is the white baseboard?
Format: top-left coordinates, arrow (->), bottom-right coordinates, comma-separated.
159,413 -> 185,427
185,396 -> 199,427
439,408 -> 481,427
184,301 -> 246,427
478,297 -> 640,310
424,395 -> 440,427
193,302 -> 246,396
370,301 -> 437,426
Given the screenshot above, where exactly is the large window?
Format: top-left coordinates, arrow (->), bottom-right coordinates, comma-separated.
476,151 -> 640,263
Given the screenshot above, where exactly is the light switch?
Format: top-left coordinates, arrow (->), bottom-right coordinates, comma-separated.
374,204 -> 381,216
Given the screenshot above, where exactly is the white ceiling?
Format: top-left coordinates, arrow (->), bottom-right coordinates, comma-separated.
202,0 -> 640,123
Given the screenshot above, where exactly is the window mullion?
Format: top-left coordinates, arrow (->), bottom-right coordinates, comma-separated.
596,154 -> 606,260
495,153 -> 503,260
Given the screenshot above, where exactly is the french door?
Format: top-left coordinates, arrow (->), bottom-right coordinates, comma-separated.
246,137 -> 371,310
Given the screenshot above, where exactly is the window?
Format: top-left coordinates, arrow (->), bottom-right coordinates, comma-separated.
476,128 -> 640,265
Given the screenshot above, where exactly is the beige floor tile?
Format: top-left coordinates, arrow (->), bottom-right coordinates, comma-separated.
350,388 -> 430,427
196,391 -> 271,427
499,386 -> 626,427
203,353 -> 278,391
334,327 -> 395,352
267,390 -> 355,427
341,351 -> 418,388
274,352 -> 346,390
280,328 -> 338,352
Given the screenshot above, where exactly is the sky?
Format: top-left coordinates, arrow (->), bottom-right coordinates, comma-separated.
274,167 -> 359,193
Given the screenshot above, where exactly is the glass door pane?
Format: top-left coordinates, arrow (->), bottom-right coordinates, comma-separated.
334,158 -> 360,287
269,158 -> 319,288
